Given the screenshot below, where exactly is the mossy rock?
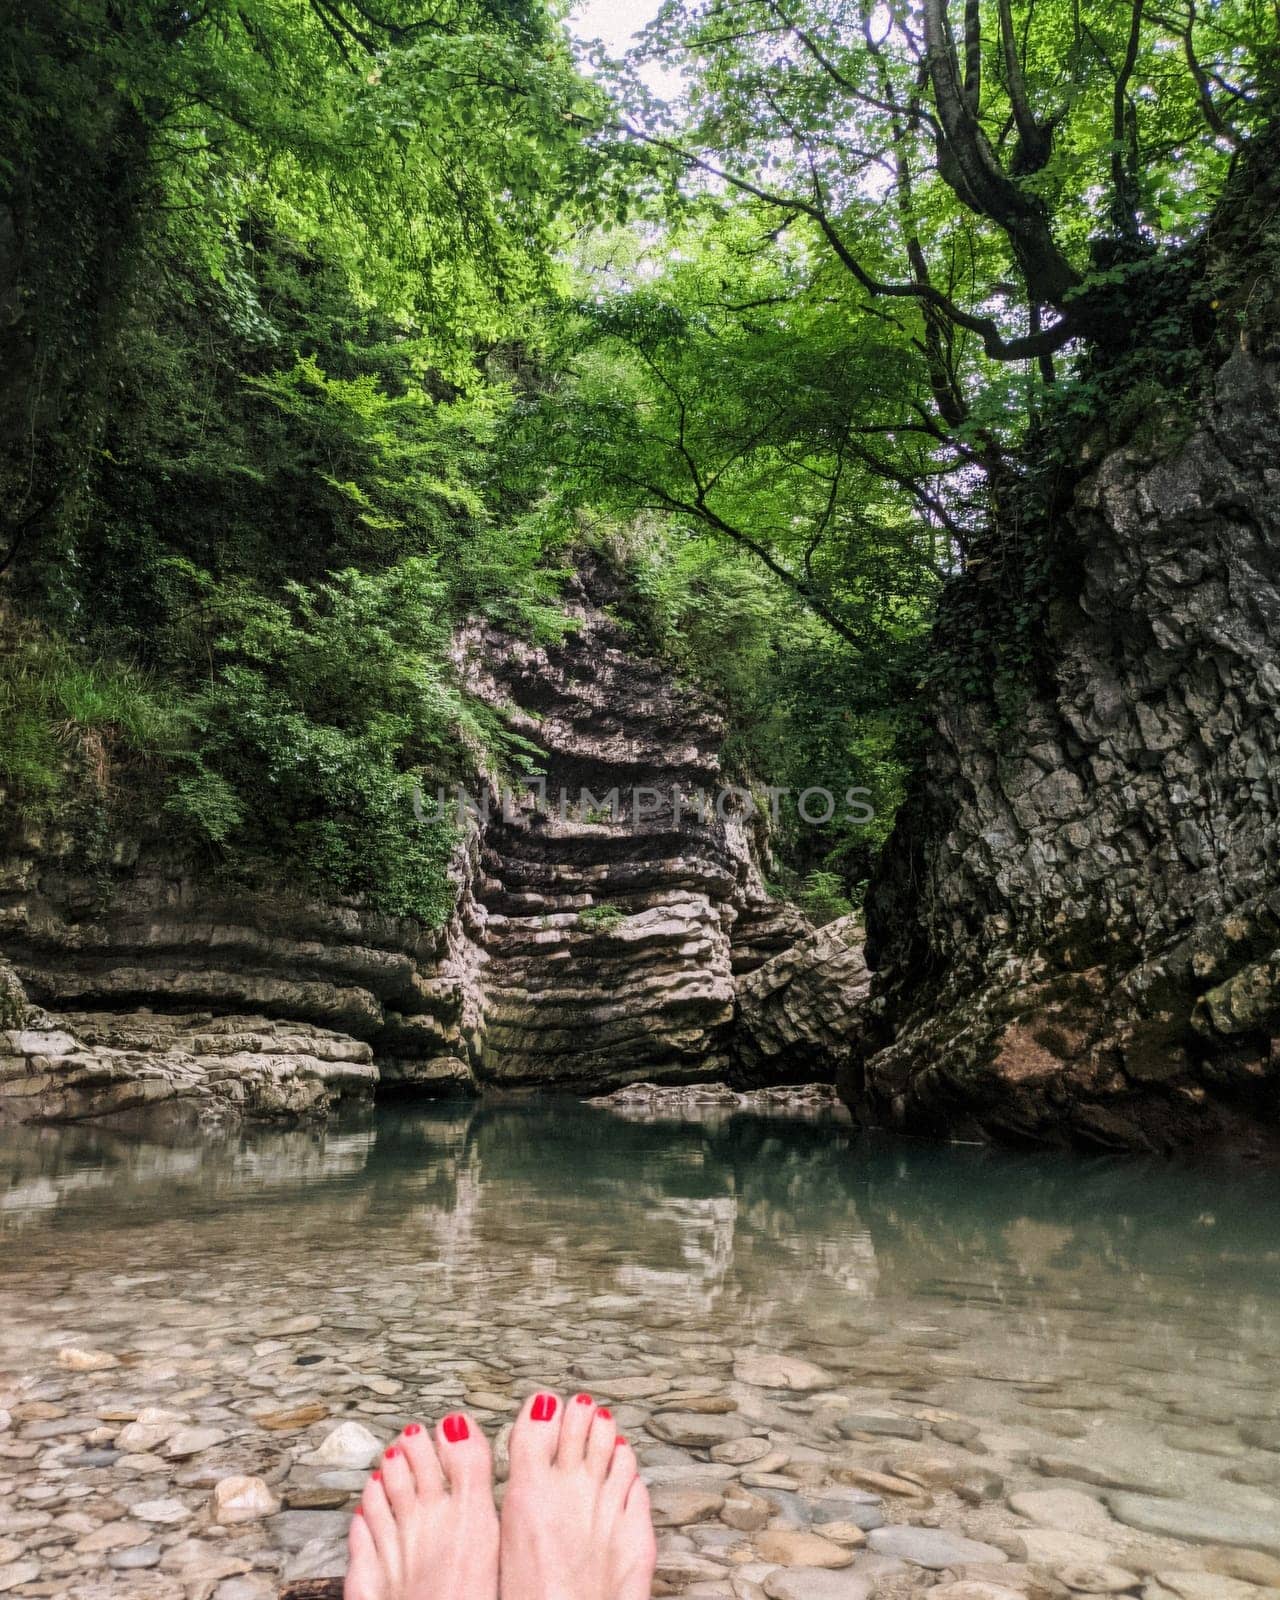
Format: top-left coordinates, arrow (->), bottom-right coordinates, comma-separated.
0,963 -> 28,1030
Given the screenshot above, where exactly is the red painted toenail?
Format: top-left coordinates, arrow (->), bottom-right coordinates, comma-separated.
575,1393 -> 593,1405
531,1393 -> 557,1422
443,1414 -> 469,1442
354,1506 -> 364,1516
384,1446 -> 399,1459
614,1437 -> 627,1448
404,1423 -> 422,1436
597,1408 -> 612,1420
371,1469 -> 381,1481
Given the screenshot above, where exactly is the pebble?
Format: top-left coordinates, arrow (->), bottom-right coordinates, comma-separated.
107,1542 -> 163,1569
302,1421 -> 384,1469
212,1475 -> 280,1524
1055,1562 -> 1141,1593
867,1526 -> 1009,1569
132,1498 -> 193,1524
761,1569 -> 879,1600
1007,1488 -> 1117,1536
1104,1492 -> 1280,1557
1015,1528 -> 1115,1568
650,1488 -> 726,1527
1146,1573 -> 1271,1600
712,1438 -> 775,1465
754,1529 -> 853,1567
835,1414 -> 923,1441
57,1347 -> 120,1372
165,1426 -> 229,1458
832,1468 -> 926,1498
734,1354 -> 835,1392
648,1413 -> 751,1448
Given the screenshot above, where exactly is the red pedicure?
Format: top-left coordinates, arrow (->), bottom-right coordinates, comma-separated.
531,1393 -> 557,1422
575,1393 -> 593,1406
370,1469 -> 381,1481
613,1437 -> 627,1448
404,1423 -> 422,1436
384,1446 -> 399,1460
354,1505 -> 364,1515
443,1414 -> 469,1442
597,1408 -> 612,1420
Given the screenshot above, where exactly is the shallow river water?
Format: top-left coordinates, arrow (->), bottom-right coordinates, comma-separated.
2,1098 -> 1280,1599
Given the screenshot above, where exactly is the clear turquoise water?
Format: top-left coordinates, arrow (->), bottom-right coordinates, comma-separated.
2,1098 -> 1279,1580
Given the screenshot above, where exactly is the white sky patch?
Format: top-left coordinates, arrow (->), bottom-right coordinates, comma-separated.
569,0 -> 659,56
568,0 -> 681,97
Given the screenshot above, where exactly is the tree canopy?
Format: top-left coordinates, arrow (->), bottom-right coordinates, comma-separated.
0,0 -> 1275,916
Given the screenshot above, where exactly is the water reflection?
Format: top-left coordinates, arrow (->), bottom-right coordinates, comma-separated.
3,1099 -> 1279,1329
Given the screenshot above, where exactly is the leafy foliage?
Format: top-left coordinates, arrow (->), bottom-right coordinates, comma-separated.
0,0 -> 591,920
1,0 -> 1275,928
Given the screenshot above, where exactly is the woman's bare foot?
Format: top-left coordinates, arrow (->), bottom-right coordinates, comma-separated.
500,1391 -> 657,1600
344,1413 -> 499,1600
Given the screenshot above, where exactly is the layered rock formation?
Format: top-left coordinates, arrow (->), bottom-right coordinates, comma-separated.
847,347 -> 1280,1152
0,967 -> 375,1123
0,558 -> 812,1121
449,558 -> 807,1087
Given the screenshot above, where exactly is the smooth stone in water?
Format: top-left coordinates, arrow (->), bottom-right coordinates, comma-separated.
1032,1455 -> 1150,1492
835,1414 -> 923,1441
212,1475 -> 281,1524
1055,1563 -> 1141,1594
285,1485 -> 352,1510
762,1569 -> 879,1600
57,1347 -> 119,1372
1105,1492 -> 1280,1557
867,1526 -> 1008,1569
648,1413 -> 750,1448
1147,1573 -> 1271,1600
650,1488 -> 725,1527
166,1426 -> 229,1458
1202,1546 -> 1280,1588
1237,1421 -> 1280,1452
1007,1488 -> 1116,1536
132,1497 -> 192,1524
754,1530 -> 854,1568
734,1353 -> 835,1393
302,1420 -> 384,1469
713,1438 -> 774,1465
108,1542 -> 163,1570
1015,1529 -> 1115,1568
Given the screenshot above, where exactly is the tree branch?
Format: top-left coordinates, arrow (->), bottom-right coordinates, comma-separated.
608,118 -> 1079,361
1110,0 -> 1146,242
921,0 -> 1080,308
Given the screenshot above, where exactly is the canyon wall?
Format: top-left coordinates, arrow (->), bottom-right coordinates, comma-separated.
845,347 -> 1280,1153
0,558 -> 810,1123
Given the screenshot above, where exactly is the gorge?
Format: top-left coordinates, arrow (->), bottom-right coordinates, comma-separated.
4,5 -> 1280,1597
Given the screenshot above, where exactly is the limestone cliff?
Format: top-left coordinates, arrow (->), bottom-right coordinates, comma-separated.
0,557 -> 810,1121
846,347 -> 1280,1153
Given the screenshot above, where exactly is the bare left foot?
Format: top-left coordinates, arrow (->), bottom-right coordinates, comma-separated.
344,1413 -> 499,1600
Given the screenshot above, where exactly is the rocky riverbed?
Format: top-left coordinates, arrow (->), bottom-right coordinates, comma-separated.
1,1102 -> 1278,1600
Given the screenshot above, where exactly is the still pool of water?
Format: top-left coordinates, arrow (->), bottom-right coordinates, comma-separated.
2,1098 -> 1280,1596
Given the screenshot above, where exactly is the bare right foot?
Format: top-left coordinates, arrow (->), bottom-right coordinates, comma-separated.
500,1391 -> 657,1600
344,1412 -> 499,1600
